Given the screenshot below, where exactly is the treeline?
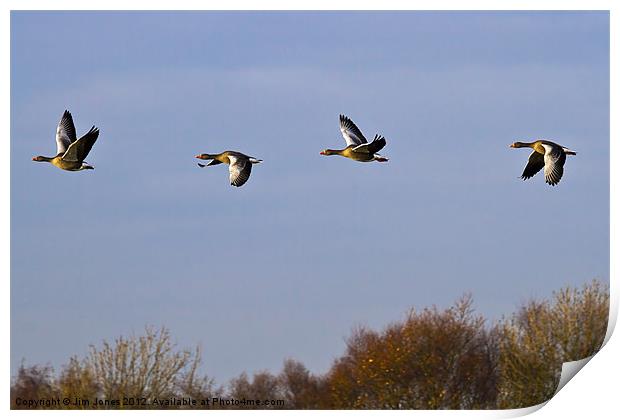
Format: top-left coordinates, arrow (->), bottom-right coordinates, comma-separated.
11,280 -> 608,409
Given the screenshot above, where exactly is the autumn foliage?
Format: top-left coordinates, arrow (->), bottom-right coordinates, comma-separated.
497,280 -> 609,407
325,296 -> 498,409
11,280 -> 609,410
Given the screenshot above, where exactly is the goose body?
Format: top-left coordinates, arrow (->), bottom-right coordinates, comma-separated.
320,115 -> 388,162
32,110 -> 100,171
510,140 -> 576,186
196,151 -> 262,187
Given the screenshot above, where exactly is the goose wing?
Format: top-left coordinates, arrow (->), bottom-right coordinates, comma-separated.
198,159 -> 223,167
56,110 -> 77,155
228,154 -> 252,187
541,143 -> 566,186
352,135 -> 386,154
339,115 -> 367,146
62,126 -> 99,162
521,150 -> 545,180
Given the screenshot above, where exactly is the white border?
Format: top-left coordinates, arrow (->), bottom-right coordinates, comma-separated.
3,1 -> 617,418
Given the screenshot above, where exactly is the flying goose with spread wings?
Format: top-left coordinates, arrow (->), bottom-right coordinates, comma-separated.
32,110 -> 100,171
320,115 -> 388,162
196,151 -> 262,187
510,140 -> 576,186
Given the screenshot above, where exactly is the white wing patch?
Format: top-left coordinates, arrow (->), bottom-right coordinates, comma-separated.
55,111 -> 77,155
542,144 -> 565,185
339,115 -> 367,147
228,155 -> 252,187
340,126 -> 364,147
540,143 -> 554,154
228,154 -> 240,166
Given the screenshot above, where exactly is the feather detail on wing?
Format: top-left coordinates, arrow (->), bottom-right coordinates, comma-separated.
62,126 -> 99,162
339,115 -> 367,146
542,145 -> 566,186
56,110 -> 77,155
228,155 -> 252,187
352,134 -> 386,154
521,150 -> 545,180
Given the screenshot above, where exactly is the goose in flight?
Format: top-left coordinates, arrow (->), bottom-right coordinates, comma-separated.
32,110 -> 100,171
196,151 -> 262,187
320,115 -> 388,162
510,140 -> 577,186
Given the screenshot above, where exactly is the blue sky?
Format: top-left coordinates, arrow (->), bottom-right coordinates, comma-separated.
11,11 -> 609,382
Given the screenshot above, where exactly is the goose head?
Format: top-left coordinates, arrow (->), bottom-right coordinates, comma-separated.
32,155 -> 52,162
510,142 -> 528,149
320,149 -> 336,156
196,153 -> 217,160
